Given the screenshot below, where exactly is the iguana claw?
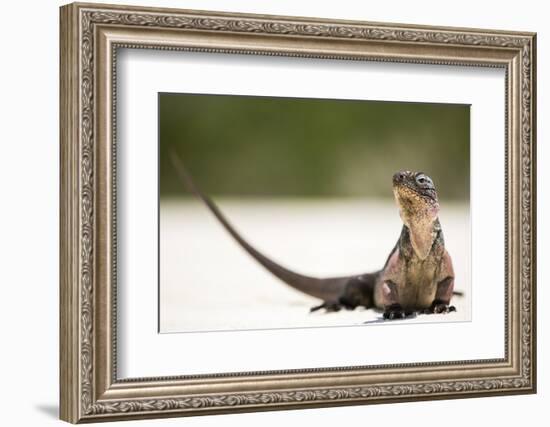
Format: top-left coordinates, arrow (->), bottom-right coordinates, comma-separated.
422,300 -> 456,314
383,304 -> 413,320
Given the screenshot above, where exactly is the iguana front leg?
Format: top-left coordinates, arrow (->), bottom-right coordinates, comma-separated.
422,250 -> 456,315
422,276 -> 456,314
381,280 -> 414,319
374,248 -> 414,320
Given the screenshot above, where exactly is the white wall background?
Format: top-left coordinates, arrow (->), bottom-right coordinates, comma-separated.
0,0 -> 545,425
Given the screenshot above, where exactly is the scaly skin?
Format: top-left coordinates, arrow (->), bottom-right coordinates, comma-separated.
171,153 -> 456,320
375,171 -> 455,318
318,171 -> 455,319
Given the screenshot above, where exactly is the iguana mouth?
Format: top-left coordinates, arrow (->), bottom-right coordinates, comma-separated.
393,182 -> 437,205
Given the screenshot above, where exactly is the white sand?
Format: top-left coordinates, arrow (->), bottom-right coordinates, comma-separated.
159,199 -> 471,333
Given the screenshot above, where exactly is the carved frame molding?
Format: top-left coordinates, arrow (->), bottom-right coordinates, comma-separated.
60,2 -> 536,423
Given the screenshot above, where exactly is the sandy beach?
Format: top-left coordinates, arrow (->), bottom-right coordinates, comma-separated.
159,199 -> 471,333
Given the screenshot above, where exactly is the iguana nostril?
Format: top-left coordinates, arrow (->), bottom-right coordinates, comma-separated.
393,171 -> 406,183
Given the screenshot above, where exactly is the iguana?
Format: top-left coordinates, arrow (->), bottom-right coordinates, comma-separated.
170,153 -> 457,320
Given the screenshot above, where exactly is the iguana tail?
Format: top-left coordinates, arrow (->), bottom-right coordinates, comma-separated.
170,152 -> 349,301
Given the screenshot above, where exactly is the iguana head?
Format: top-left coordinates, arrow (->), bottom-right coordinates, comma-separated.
392,170 -> 438,206
392,171 -> 440,259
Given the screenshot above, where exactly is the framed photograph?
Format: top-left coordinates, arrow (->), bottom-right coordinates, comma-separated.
60,2 -> 537,423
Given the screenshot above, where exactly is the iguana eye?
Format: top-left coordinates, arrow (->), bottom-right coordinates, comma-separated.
416,174 -> 432,185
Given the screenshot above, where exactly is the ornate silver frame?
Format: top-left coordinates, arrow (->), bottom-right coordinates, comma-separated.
60,2 -> 536,423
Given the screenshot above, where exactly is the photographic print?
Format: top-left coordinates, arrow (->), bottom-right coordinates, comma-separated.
159,94 -> 471,333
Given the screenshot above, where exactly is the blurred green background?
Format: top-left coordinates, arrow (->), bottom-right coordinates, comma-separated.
160,93 -> 469,201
